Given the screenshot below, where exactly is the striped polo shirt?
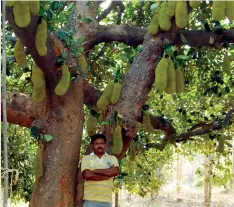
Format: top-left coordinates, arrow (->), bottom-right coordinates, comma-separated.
81,152 -> 119,204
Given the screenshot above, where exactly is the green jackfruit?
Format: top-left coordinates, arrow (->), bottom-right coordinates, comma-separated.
33,144 -> 44,179
6,0 -> 15,7
97,95 -> 109,111
129,142 -> 137,162
226,1 -> 234,21
223,55 -> 231,75
55,64 -> 71,96
168,1 -> 176,17
32,63 -> 46,103
189,1 -> 200,8
13,1 -> 30,28
111,83 -> 122,104
29,0 -> 40,15
35,19 -> 48,56
87,114 -> 98,136
103,81 -> 115,101
175,1 -> 188,29
175,66 -> 185,93
212,1 -> 225,21
155,58 -> 168,90
217,136 -> 225,153
143,112 -> 154,133
14,39 -> 27,68
164,58 -> 176,94
159,2 -> 171,31
112,125 -> 123,155
77,54 -> 88,74
148,10 -> 160,35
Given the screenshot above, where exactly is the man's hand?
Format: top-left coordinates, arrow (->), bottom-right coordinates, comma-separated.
82,169 -> 111,181
93,166 -> 120,177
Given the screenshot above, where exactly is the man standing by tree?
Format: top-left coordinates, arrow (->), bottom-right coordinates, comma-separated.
81,134 -> 120,207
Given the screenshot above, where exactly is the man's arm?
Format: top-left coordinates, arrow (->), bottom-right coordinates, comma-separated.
93,166 -> 120,177
82,169 -> 111,181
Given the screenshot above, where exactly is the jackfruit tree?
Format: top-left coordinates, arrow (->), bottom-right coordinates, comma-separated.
3,1 -> 234,207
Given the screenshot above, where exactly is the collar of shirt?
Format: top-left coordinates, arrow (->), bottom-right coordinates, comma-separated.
90,152 -> 108,156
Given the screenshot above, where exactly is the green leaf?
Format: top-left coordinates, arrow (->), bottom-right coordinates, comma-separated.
76,37 -> 84,46
150,3 -> 159,12
84,17 -> 92,24
101,121 -> 110,126
44,134 -> 53,142
176,55 -> 190,60
179,33 -> 188,43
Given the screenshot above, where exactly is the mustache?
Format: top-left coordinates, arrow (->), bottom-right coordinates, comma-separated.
97,147 -> 103,150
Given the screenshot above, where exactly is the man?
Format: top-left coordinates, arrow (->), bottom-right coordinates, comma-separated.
81,134 -> 120,207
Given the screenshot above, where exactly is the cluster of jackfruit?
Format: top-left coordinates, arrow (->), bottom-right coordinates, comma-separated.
112,125 -> 123,155
86,114 -> 98,136
223,55 -> 232,75
77,54 -> 88,75
216,136 -> 225,153
143,111 -> 155,133
148,1 -> 188,35
212,1 -> 234,21
35,19 -> 48,56
155,58 -> 185,94
97,81 -> 122,111
7,1 -> 40,28
32,63 -> 46,103
14,39 -> 27,68
33,144 -> 44,179
55,64 -> 71,96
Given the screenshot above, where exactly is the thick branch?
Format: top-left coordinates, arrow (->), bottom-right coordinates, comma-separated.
5,92 -> 48,127
173,29 -> 234,47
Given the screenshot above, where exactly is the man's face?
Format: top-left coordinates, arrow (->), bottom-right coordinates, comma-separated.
93,138 -> 106,154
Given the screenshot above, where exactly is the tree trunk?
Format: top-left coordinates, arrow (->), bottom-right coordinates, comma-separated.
176,154 -> 182,197
30,79 -> 84,207
204,154 -> 213,207
232,139 -> 234,186
114,192 -> 118,207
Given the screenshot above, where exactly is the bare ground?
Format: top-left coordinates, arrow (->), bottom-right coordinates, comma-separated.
117,185 -> 234,207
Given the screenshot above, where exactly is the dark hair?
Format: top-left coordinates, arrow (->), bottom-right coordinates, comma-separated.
90,134 -> 107,144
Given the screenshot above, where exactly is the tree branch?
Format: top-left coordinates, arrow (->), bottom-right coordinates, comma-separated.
97,1 -> 117,22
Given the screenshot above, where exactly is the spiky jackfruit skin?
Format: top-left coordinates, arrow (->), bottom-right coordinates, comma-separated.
129,142 -> 137,162
77,55 -> 88,74
103,81 -> 115,101
189,1 -> 200,8
175,66 -> 185,93
164,58 -> 176,94
14,39 -> 27,68
32,63 -> 46,103
223,55 -> 231,75
13,1 -> 31,28
29,1 -> 40,15
226,1 -> 234,21
217,136 -> 225,153
155,58 -> 168,90
175,1 -> 188,29
143,112 -> 154,133
55,64 -> 71,96
33,144 -> 44,179
148,10 -> 160,35
35,19 -> 48,56
97,95 -> 109,111
87,114 -> 98,136
112,125 -> 123,155
111,83 -> 122,104
159,2 -> 171,31
167,1 -> 176,17
212,1 -> 225,21
6,0 -> 15,7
